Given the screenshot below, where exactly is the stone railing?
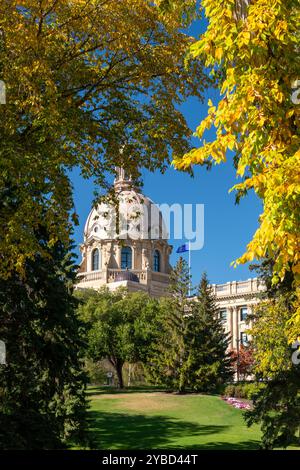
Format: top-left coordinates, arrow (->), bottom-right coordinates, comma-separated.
151,271 -> 170,284
76,271 -> 105,283
211,278 -> 264,297
77,268 -> 171,286
107,269 -> 148,283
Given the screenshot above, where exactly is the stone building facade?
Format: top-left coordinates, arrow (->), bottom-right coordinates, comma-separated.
212,278 -> 265,351
77,168 -> 264,350
76,168 -> 172,297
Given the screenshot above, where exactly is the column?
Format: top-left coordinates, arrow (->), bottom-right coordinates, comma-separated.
110,242 -> 114,266
246,304 -> 253,341
86,245 -> 92,272
162,244 -> 167,273
232,306 -> 239,350
115,243 -> 121,269
142,247 -> 149,270
228,307 -> 234,349
131,242 -> 136,270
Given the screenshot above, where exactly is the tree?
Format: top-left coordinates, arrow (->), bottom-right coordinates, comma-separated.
0,0 -> 208,277
185,273 -> 233,391
248,296 -> 293,378
0,220 -> 87,449
230,345 -> 254,382
246,365 -> 300,450
0,1 -> 206,448
244,258 -> 300,449
146,257 -> 192,392
148,266 -> 233,392
78,289 -> 160,389
173,0 -> 300,287
245,294 -> 300,449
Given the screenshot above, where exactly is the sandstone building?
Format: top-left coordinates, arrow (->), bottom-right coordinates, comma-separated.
77,168 -> 264,350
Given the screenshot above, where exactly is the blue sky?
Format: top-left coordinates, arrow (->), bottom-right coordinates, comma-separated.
70,17 -> 263,287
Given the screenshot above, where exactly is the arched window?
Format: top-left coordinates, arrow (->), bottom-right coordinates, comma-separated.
153,250 -> 160,272
121,246 -> 132,269
91,248 -> 100,271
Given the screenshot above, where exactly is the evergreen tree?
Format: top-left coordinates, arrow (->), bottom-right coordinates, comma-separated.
184,273 -> 233,392
246,365 -> 300,450
148,265 -> 233,392
146,257 -> 192,392
0,213 -> 87,449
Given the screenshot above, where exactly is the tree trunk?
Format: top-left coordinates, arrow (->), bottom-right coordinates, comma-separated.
234,0 -> 251,20
115,362 -> 124,389
128,363 -> 132,387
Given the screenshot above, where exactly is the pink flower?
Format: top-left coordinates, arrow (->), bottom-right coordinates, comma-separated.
222,396 -> 251,410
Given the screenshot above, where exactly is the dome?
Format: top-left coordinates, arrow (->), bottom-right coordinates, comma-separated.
84,168 -> 168,242
115,271 -> 140,283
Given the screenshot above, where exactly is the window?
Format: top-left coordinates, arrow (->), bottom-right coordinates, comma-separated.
91,248 -> 100,271
240,332 -> 249,347
153,250 -> 160,272
121,246 -> 132,269
240,306 -> 248,321
219,309 -> 227,322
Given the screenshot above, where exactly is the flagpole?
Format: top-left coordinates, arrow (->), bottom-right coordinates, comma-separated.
188,240 -> 191,297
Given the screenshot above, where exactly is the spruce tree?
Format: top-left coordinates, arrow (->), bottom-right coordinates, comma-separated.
147,257 -> 192,392
185,273 -> 233,392
0,218 -> 87,449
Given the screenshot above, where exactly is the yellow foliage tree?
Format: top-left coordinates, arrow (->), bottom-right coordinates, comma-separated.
0,0 -> 206,277
173,0 -> 300,286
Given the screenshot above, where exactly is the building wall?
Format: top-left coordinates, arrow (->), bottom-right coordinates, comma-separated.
212,278 -> 265,351
77,237 -> 172,298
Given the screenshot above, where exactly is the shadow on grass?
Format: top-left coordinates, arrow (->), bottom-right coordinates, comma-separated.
174,441 -> 261,450
86,385 -> 166,397
88,411 -> 260,450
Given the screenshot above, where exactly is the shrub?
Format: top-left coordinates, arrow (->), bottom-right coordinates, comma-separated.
223,384 -> 236,398
84,359 -> 106,385
224,382 -> 266,400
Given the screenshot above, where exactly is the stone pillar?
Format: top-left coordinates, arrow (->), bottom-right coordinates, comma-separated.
115,243 -> 121,269
102,245 -> 108,282
106,242 -> 115,269
86,245 -> 92,272
161,244 -> 167,273
96,244 -> 101,270
236,306 -> 240,349
102,245 -> 107,266
246,304 -> 253,341
228,307 -> 234,349
146,263 -> 152,294
142,247 -> 149,270
232,306 -> 239,350
149,241 -> 154,271
166,245 -> 172,273
131,242 -> 136,270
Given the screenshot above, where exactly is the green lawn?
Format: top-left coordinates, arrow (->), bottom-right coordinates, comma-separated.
86,386 -> 262,450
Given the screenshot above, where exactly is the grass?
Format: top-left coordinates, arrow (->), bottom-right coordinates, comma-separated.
86,386 -> 262,450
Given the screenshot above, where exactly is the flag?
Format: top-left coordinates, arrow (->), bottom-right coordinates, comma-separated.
176,243 -> 189,253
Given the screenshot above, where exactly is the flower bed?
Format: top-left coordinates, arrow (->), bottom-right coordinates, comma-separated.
222,396 -> 251,410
